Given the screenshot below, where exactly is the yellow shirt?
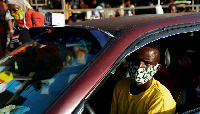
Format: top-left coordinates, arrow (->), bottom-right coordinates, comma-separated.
110,78 -> 176,114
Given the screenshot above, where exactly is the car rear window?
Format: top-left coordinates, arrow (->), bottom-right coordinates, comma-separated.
0,27 -> 111,113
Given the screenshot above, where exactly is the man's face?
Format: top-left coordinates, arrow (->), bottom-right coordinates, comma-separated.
170,6 -> 177,13
132,47 -> 160,68
129,47 -> 160,85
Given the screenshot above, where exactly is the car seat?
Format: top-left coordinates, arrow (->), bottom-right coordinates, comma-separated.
171,51 -> 200,113
155,48 -> 181,91
172,80 -> 200,113
155,47 -> 200,113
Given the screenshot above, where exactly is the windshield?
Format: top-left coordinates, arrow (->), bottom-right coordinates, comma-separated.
0,27 -> 111,113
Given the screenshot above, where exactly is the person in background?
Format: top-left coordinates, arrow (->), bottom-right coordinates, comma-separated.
78,0 -> 88,22
90,0 -> 105,19
65,1 -> 72,21
181,7 -> 194,13
79,0 -> 89,9
7,0 -> 45,49
89,0 -> 97,8
67,16 -> 77,24
53,0 -> 61,9
167,0 -> 174,5
95,2 -> 105,19
0,0 -> 8,58
3,0 -> 16,53
7,0 -> 44,29
110,42 -> 176,113
5,10 -> 14,45
105,4 -> 116,18
120,0 -> 135,16
168,4 -> 178,13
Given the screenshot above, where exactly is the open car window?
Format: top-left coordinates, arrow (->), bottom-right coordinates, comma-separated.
83,30 -> 200,114
0,27 -> 112,113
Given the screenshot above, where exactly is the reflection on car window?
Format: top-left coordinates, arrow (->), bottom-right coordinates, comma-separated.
0,27 -> 111,113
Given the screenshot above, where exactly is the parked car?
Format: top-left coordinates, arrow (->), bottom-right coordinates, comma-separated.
0,12 -> 200,114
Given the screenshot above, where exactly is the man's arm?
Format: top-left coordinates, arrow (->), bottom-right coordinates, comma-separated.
130,5 -> 135,15
8,19 -> 14,39
132,9 -> 135,15
100,12 -> 105,19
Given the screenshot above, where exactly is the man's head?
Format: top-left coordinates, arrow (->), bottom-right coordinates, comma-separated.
130,41 -> 161,66
169,4 -> 178,13
128,41 -> 161,85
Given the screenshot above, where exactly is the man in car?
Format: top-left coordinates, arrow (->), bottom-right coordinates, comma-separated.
110,42 -> 176,113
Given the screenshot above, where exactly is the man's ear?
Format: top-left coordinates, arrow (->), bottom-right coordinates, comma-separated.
157,64 -> 162,71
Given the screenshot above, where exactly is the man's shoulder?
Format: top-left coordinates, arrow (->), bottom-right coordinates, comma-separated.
153,79 -> 175,102
153,79 -> 171,93
116,78 -> 131,87
27,8 -> 35,13
114,78 -> 131,93
152,79 -> 176,112
30,9 -> 45,19
25,9 -> 36,17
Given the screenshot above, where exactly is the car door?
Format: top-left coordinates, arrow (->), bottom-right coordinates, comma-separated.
73,22 -> 200,114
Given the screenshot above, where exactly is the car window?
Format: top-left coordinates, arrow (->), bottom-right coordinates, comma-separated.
0,27 -> 112,113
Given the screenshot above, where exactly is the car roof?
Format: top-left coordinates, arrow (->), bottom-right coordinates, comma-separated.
48,12 -> 200,113
69,12 -> 200,31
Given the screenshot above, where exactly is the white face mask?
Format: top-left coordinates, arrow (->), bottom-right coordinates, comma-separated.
128,62 -> 159,85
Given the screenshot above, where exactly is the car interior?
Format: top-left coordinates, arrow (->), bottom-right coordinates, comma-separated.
83,31 -> 200,114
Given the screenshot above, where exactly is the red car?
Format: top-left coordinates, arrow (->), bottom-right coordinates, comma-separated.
0,12 -> 200,114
